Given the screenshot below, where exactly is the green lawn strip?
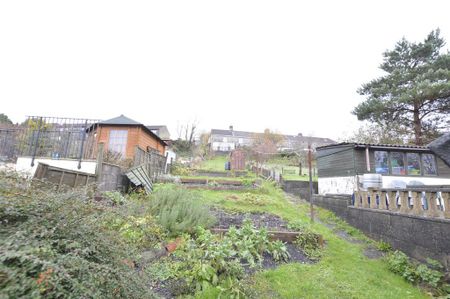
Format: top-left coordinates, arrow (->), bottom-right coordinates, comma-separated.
281,174 -> 318,182
180,175 -> 256,183
191,185 -> 427,299
197,156 -> 229,171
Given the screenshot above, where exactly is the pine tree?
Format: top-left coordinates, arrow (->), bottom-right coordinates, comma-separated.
353,29 -> 450,145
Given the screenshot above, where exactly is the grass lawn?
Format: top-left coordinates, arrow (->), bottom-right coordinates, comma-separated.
187,183 -> 427,299
265,162 -> 318,182
197,155 -> 229,172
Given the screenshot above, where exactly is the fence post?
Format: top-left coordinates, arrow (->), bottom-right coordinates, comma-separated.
77,120 -> 88,169
427,192 -> 439,218
31,117 -> 43,167
95,143 -> 104,191
134,146 -> 140,167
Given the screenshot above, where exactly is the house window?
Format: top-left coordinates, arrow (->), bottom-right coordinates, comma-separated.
374,151 -> 389,174
406,153 -> 421,175
108,130 -> 128,156
223,137 -> 227,142
390,152 -> 406,175
422,154 -> 437,175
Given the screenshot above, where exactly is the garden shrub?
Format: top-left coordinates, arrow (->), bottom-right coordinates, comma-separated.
0,172 -> 156,299
170,162 -> 191,176
150,185 -> 216,235
386,251 -> 447,294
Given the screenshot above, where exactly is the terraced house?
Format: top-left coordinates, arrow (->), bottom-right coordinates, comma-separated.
209,126 -> 334,153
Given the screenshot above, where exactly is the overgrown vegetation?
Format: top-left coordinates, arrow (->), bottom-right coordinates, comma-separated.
149,185 -> 216,236
293,227 -> 323,261
0,172 -> 156,299
175,219 -> 290,297
386,251 -> 448,295
192,182 -> 428,298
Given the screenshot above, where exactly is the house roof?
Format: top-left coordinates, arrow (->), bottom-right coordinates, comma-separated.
100,114 -> 142,126
428,132 -> 450,167
211,129 -> 335,145
146,125 -> 171,139
316,142 -> 430,151
283,134 -> 335,144
96,115 -> 167,146
211,129 -> 255,138
146,125 -> 166,130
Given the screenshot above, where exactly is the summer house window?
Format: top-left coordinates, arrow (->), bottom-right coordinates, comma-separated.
422,154 -> 437,175
406,153 -> 421,175
374,151 -> 389,174
390,152 -> 406,175
108,130 -> 128,156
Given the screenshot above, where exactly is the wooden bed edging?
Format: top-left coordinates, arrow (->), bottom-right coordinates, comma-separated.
210,228 -> 324,245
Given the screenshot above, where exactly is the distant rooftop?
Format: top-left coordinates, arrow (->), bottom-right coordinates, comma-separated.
210,129 -> 255,138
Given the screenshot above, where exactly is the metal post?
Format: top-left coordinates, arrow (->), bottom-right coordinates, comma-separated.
31,117 -> 43,167
77,120 -> 88,169
308,144 -> 314,223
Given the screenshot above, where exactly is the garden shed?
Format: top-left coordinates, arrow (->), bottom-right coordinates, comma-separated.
91,115 -> 167,160
316,140 -> 450,195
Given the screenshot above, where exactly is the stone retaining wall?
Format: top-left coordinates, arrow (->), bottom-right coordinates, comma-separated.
313,194 -> 450,269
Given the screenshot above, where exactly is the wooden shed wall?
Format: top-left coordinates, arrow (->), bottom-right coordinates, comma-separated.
137,127 -> 165,155
316,145 -> 355,178
96,125 -> 165,159
336,147 -> 450,178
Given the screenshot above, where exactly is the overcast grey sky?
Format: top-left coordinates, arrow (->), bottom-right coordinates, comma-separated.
1,1 -> 449,140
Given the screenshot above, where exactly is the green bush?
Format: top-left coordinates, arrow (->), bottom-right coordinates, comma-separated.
170,162 -> 192,176
386,251 -> 445,290
150,185 -> 216,236
0,172 -> 156,299
376,240 -> 392,253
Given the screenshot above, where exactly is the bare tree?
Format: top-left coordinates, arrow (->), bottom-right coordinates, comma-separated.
251,129 -> 284,171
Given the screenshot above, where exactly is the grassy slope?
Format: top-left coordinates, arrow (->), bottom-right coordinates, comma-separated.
191,184 -> 427,299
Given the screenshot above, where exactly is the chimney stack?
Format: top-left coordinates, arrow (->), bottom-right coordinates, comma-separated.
229,125 -> 233,131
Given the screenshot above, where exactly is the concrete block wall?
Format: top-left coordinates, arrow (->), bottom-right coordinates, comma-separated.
312,194 -> 450,269
281,179 -> 318,200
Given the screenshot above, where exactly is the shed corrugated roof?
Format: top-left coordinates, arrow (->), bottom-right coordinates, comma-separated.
428,132 -> 450,167
316,142 -> 429,151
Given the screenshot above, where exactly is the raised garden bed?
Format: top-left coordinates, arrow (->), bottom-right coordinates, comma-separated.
143,209 -> 321,298
192,170 -> 248,177
211,209 -> 324,244
180,177 -> 244,186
